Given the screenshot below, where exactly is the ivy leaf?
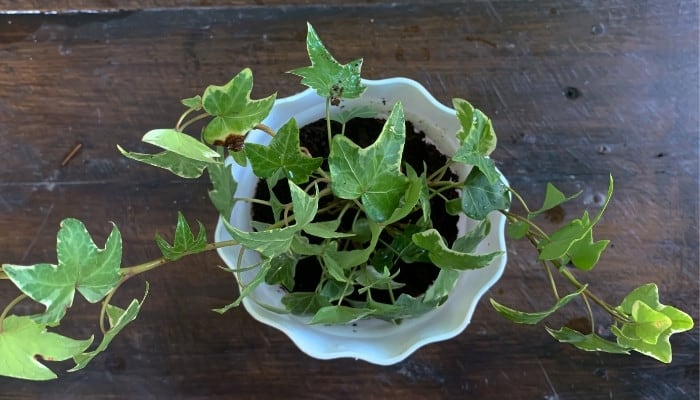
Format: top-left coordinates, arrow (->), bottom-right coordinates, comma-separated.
223,181 -> 318,257
538,218 -> 588,261
453,98 -> 497,155
155,212 -> 207,261
117,146 -> 209,179
202,68 -> 276,145
303,220 -> 356,239
354,265 -> 405,293
181,95 -> 202,110
545,327 -> 630,354
0,316 -> 93,380
265,253 -> 296,291
412,229 -> 501,270
329,102 -> 408,222
611,283 -> 694,363
423,269 -> 460,304
289,22 -> 365,102
529,183 -> 581,218
490,285 -> 587,325
330,105 -> 376,125
451,98 -> 499,184
383,165 -> 423,225
458,167 -> 510,220
452,219 -> 491,254
70,284 -> 148,372
4,219 -> 122,324
310,305 -> 374,325
567,228 -> 609,270
367,294 -> 439,321
245,118 -> 323,184
208,161 -> 237,221
319,279 -> 354,302
141,129 -> 221,163
282,292 -> 332,315
506,220 -> 529,240
322,220 -> 383,278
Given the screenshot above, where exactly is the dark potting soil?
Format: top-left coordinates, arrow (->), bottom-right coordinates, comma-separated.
251,118 -> 459,304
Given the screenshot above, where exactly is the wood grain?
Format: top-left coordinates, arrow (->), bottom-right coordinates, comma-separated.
0,2 -> 697,399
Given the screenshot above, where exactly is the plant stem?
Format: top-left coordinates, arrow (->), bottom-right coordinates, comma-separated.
178,113 -> 211,132
254,124 -> 276,137
0,294 -> 28,333
175,108 -> 196,131
325,97 -> 333,149
120,239 -> 239,278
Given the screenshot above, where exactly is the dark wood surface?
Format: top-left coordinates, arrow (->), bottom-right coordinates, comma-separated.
0,1 -> 697,399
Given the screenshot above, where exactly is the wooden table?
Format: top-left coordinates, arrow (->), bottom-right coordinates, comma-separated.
0,1 -> 697,399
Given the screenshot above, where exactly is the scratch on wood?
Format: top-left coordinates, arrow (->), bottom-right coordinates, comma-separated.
20,203 -> 54,262
538,358 -> 560,400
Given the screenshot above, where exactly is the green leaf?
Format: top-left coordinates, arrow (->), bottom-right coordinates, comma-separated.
453,98 -> 497,156
0,316 -> 93,380
538,218 -> 588,261
310,305 -> 374,325
354,265 -> 405,293
282,292 -> 332,315
223,181 -> 318,257
322,220 -> 383,272
330,105 -> 376,125
208,161 -> 237,221
70,284 -> 148,372
181,95 -> 202,110
265,253 -> 296,291
490,285 -> 587,325
423,269 -> 460,304
611,283 -> 694,363
451,98 -> 499,184
529,183 -> 581,217
545,327 -> 630,354
452,219 -> 491,253
329,102 -> 408,222
567,229 -> 609,270
155,212 -> 207,261
202,68 -> 276,145
412,228 -> 500,270
506,220 -> 529,240
214,259 -> 271,314
142,129 -> 220,163
289,23 -> 365,102
245,118 -> 323,184
383,165 -> 423,225
4,219 -> 122,324
303,220 -> 356,239
459,167 -> 510,220
319,279 -> 354,302
367,293 -> 439,321
118,146 -> 209,179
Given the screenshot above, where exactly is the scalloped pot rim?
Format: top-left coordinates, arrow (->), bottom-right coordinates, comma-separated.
214,77 -> 508,365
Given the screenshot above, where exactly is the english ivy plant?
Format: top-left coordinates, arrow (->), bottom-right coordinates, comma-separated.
0,23 -> 693,380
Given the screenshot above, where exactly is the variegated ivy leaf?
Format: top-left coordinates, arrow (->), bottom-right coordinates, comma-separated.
490,285 -> 587,325
612,283 -> 694,363
223,180 -> 318,258
202,68 -> 276,145
289,23 -> 365,103
329,102 -> 408,222
455,167 -> 510,221
142,129 -> 221,163
528,182 -> 581,218
118,145 -> 209,179
245,118 -> 323,184
546,327 -> 630,355
155,212 -> 207,261
4,219 -> 122,324
451,98 -> 500,184
0,316 -> 93,380
412,228 -> 500,270
207,161 -> 237,221
70,283 -> 148,372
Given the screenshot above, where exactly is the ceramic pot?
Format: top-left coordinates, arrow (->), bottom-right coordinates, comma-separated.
214,78 -> 507,365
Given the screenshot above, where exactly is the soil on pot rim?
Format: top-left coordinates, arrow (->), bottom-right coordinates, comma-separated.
251,117 -> 459,305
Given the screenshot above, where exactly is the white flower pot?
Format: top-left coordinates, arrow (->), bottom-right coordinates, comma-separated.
214,78 -> 507,365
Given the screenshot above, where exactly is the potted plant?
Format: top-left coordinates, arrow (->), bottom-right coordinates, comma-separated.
0,23 -> 692,381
